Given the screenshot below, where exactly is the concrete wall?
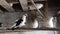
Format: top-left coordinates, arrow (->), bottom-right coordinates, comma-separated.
0,12 -> 23,27
57,15 -> 60,28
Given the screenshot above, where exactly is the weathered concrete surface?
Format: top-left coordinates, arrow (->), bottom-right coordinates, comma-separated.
0,12 -> 24,27
0,31 -> 55,34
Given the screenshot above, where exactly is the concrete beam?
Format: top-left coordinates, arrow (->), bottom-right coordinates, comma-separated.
29,3 -> 43,10
0,0 -> 15,12
30,0 -> 44,17
19,0 -> 28,11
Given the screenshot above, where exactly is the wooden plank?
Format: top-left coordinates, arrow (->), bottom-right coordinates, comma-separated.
0,0 -> 15,12
19,0 -> 28,11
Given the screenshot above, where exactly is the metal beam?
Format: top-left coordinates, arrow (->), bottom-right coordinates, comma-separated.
30,0 -> 44,17
19,0 -> 28,11
0,0 -> 15,12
